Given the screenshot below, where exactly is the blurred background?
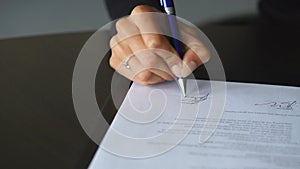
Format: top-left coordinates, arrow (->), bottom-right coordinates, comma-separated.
0,0 -> 258,39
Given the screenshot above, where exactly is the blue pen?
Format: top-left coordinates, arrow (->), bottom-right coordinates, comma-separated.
160,0 -> 186,96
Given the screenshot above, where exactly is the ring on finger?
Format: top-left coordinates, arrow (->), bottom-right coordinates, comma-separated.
122,55 -> 135,70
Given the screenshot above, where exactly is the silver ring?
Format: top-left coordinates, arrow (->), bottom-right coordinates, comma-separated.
122,55 -> 134,70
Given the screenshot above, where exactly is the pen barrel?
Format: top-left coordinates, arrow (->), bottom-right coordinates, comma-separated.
167,14 -> 184,58
161,0 -> 175,9
161,0 -> 184,58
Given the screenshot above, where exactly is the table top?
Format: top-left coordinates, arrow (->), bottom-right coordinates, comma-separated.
1,25 -> 300,169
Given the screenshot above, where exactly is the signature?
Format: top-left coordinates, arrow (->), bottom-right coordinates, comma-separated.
255,101 -> 297,110
181,93 -> 209,104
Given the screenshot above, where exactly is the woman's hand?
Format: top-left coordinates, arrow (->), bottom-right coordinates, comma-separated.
109,5 -> 210,85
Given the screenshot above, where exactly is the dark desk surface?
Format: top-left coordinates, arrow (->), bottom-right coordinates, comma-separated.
1,25 -> 300,169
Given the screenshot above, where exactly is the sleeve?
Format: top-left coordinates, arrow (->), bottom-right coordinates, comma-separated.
105,0 -> 162,20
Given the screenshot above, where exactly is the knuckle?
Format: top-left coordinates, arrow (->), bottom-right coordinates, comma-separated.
115,18 -> 127,31
109,35 -> 118,48
136,71 -> 152,82
131,5 -> 152,14
146,37 -> 163,49
109,56 -> 118,69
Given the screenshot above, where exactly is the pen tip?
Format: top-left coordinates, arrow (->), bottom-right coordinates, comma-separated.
178,78 -> 186,97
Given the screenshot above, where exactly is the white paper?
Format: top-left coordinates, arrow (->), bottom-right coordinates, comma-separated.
89,80 -> 300,169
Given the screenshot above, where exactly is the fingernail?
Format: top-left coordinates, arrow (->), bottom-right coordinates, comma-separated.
189,61 -> 197,70
171,64 -> 182,77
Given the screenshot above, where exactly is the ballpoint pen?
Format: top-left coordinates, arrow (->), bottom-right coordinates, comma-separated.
160,0 -> 186,97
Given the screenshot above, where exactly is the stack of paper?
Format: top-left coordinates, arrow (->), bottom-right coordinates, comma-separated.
89,80 -> 300,169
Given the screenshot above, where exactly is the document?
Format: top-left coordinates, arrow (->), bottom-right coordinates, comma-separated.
89,80 -> 300,169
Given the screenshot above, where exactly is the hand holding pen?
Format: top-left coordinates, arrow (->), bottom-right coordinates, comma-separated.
109,5 -> 210,89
